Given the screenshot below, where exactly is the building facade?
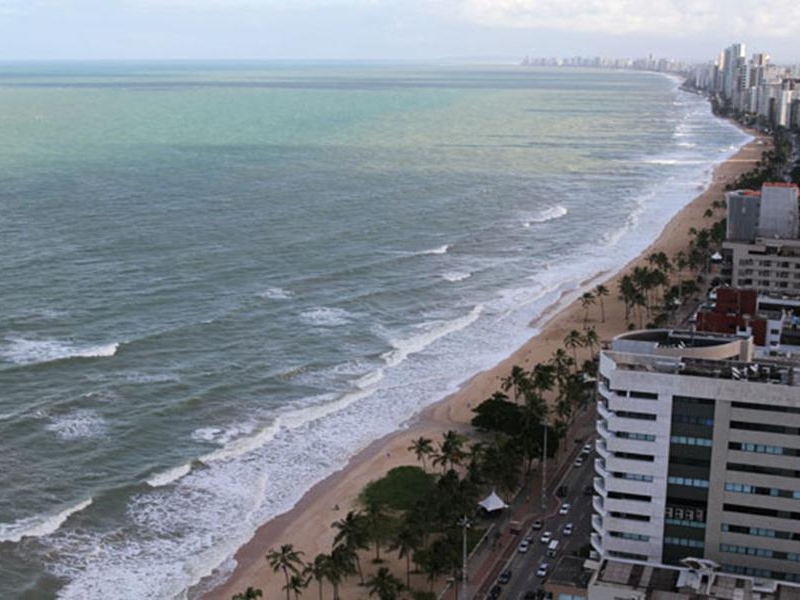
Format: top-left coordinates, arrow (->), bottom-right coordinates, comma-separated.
593,329 -> 800,581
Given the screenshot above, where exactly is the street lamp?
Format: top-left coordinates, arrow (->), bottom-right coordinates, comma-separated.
541,416 -> 548,510
458,515 -> 471,600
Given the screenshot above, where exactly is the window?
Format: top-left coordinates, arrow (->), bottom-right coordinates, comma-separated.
728,462 -> 800,478
724,481 -> 800,499
610,511 -> 650,522
614,451 -> 654,462
615,431 -> 656,442
610,531 -> 650,541
616,410 -> 657,421
666,518 -> 706,529
608,491 -> 651,502
613,472 -> 653,482
671,436 -> 713,447
665,536 -> 704,548
669,476 -> 709,488
732,401 -> 800,415
730,421 -> 800,435
608,550 -> 648,561
729,441 -> 794,456
672,414 -> 714,426
630,390 -> 658,400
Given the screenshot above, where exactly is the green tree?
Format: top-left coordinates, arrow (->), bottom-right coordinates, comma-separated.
563,329 -> 584,370
332,510 -> 369,584
284,572 -> 310,600
328,545 -> 358,600
407,436 -> 434,473
594,284 -> 609,323
390,520 -> 423,589
266,544 -> 306,600
232,587 -> 263,600
432,430 -> 467,472
305,554 -> 329,600
501,364 -> 529,404
363,498 -> 392,563
579,292 -> 595,327
366,567 -> 404,600
582,327 -> 599,360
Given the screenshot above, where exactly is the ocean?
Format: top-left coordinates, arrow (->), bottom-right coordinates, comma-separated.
0,63 -> 749,599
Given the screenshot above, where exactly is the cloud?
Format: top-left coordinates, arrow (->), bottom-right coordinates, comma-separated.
453,0 -> 800,37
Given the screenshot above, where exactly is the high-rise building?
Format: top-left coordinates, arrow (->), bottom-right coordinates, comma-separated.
593,329 -> 800,581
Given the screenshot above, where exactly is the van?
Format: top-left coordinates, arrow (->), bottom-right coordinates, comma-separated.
546,539 -> 559,557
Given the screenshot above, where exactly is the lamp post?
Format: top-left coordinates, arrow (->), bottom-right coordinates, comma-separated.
458,515 -> 471,600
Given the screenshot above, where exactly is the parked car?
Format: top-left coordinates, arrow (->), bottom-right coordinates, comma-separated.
532,519 -> 544,530
583,443 -> 593,454
518,540 -> 531,553
536,563 -> 549,577
556,485 -> 568,497
489,584 -> 502,599
559,502 -> 571,515
499,569 -> 513,584
540,530 -> 552,544
563,522 -> 573,536
573,456 -> 584,468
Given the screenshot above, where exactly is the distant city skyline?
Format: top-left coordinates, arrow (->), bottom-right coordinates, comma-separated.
2,0 -> 800,63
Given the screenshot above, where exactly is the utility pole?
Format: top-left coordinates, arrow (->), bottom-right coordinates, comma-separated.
458,515 -> 470,600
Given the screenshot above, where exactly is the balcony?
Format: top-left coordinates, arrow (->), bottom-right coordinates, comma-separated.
591,532 -> 603,554
592,513 -> 603,533
597,400 -> 612,421
596,438 -> 610,460
597,418 -> 611,440
592,494 -> 605,515
594,476 -> 607,497
594,457 -> 609,478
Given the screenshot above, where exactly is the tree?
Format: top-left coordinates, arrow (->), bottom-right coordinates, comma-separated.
332,510 -> 369,583
470,393 -> 521,435
328,545 -> 358,600
390,520 -> 423,589
363,498 -> 391,563
284,572 -> 310,600
232,587 -> 263,600
366,567 -> 404,600
305,554 -> 329,600
582,327 -> 599,360
579,292 -> 595,327
408,436 -> 434,472
594,284 -> 609,323
563,329 -> 584,370
501,364 -> 529,404
432,430 -> 467,472
267,544 -> 305,600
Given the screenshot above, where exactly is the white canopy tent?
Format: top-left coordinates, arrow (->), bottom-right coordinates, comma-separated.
478,489 -> 508,513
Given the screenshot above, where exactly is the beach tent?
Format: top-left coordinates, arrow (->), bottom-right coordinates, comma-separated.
478,489 -> 508,513
710,252 -> 723,263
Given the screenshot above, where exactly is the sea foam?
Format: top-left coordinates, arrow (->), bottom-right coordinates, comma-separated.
1,338 -> 119,366
522,205 -> 568,227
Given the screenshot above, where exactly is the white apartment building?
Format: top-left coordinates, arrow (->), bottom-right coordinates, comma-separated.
593,329 -> 800,581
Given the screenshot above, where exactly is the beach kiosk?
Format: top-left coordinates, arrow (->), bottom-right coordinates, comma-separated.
477,489 -> 508,516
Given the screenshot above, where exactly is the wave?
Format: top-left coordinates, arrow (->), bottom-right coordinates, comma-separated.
441,271 -> 471,282
1,337 -> 119,366
419,244 -> 449,255
146,463 -> 194,488
299,307 -> 352,327
643,158 -> 703,166
200,421 -> 282,463
257,287 -> 293,300
0,499 -> 93,543
382,305 -> 484,369
522,205 -> 568,227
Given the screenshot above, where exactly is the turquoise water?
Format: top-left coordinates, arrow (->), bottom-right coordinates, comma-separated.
0,64 -> 748,599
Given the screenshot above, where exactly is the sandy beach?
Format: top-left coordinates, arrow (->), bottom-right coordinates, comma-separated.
205,129 -> 767,600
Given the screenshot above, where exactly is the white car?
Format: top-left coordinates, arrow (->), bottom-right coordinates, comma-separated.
563,523 -> 573,536
518,540 -> 531,553
559,502 -> 571,515
583,443 -> 593,454
536,563 -> 549,577
573,456 -> 584,468
540,530 -> 552,544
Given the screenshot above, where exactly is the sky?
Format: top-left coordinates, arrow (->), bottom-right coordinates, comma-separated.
2,0 -> 800,63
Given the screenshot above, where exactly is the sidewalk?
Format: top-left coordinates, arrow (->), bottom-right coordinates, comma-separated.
440,404 -> 597,600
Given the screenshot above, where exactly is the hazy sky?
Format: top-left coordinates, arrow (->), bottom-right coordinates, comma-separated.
2,0 -> 799,63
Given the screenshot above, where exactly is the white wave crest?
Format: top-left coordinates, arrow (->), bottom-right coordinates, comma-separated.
382,305 -> 484,369
146,463 -> 193,488
299,307 -> 352,327
643,158 -> 702,166
441,271 -> 471,283
0,498 -> 93,543
420,244 -> 449,255
45,410 -> 107,441
257,287 -> 293,300
522,205 -> 568,227
200,421 -> 282,464
1,338 -> 119,366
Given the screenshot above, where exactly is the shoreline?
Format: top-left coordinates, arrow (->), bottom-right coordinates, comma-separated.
201,126 -> 767,600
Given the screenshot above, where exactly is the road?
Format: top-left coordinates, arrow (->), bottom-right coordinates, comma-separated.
490,446 -> 596,600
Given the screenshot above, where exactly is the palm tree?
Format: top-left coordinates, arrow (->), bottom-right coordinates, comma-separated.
284,572 -> 310,600
407,436 -> 433,472
594,284 -> 609,322
433,430 -> 466,472
328,545 -> 358,600
579,292 -> 595,327
305,554 -> 328,600
390,521 -> 422,590
232,587 -> 263,600
332,510 -> 369,583
363,498 -> 390,563
366,567 -> 404,600
618,274 -> 637,322
501,364 -> 529,403
563,329 -> 584,370
266,544 -> 305,600
582,327 -> 599,360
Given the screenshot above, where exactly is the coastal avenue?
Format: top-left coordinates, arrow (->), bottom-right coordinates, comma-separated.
477,442 -> 597,600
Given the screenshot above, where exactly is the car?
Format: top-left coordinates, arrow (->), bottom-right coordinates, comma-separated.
573,456 -> 584,468
563,522 -> 573,536
518,540 -> 531,553
536,563 -> 549,577
489,584 -> 502,599
556,484 -> 568,497
499,569 -> 512,584
583,443 -> 593,454
540,530 -> 552,544
523,593 -> 536,600
583,484 -> 593,496
532,519 -> 544,530
559,502 -> 571,515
